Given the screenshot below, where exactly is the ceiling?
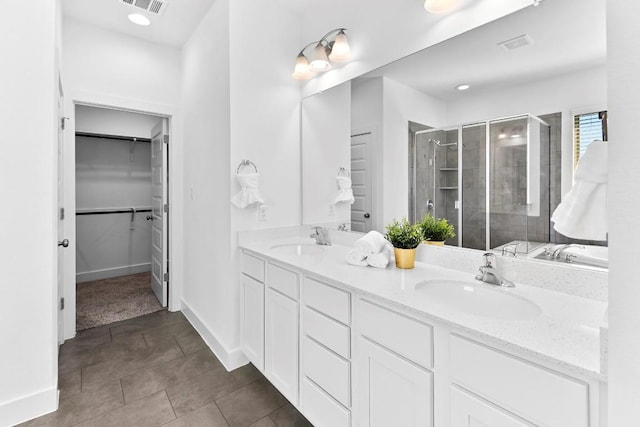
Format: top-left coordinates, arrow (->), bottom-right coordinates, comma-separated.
62,0 -> 216,47
363,0 -> 606,101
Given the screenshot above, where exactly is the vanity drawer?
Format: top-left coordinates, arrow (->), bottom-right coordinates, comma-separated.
303,336 -> 351,408
266,263 -> 299,300
357,299 -> 433,369
303,307 -> 350,359
240,251 -> 265,283
303,277 -> 351,325
302,378 -> 350,427
450,335 -> 589,427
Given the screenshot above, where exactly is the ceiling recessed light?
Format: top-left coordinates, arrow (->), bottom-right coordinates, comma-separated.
456,84 -> 470,91
128,13 -> 151,26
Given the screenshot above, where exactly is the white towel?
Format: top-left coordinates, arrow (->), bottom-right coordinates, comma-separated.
366,249 -> 390,269
354,230 -> 388,255
346,249 -> 368,267
231,173 -> 264,209
551,140 -> 607,240
334,176 -> 355,205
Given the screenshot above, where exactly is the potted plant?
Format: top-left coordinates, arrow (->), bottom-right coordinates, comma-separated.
385,218 -> 422,269
420,214 -> 455,246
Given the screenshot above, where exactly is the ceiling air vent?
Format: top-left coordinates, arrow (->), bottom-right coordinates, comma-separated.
120,0 -> 168,16
497,34 -> 533,51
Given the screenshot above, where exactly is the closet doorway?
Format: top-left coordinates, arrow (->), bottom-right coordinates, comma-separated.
74,105 -> 169,331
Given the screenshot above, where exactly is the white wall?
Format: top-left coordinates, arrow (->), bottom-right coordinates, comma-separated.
382,77 -> 448,227
0,1 -> 59,425
302,83 -> 351,225
62,18 -> 181,106
75,106 -> 158,282
607,1 -> 640,424
299,0 -> 533,97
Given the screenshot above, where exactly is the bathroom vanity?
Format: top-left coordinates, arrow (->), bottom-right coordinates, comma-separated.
239,229 -> 607,427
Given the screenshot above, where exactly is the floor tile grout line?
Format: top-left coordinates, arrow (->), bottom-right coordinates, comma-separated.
164,389 -> 178,421
213,400 -> 232,427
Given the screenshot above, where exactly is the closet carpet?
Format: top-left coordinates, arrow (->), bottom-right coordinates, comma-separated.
77,272 -> 163,331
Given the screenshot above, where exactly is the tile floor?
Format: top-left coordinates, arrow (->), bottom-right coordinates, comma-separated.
20,310 -> 313,427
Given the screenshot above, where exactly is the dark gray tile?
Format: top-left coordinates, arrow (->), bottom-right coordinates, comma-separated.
75,390 -> 176,426
110,310 -> 187,338
268,403 -> 312,427
59,369 -> 81,399
175,329 -> 207,354
121,348 -> 223,403
163,402 -> 229,427
249,417 -> 277,427
216,378 -> 287,427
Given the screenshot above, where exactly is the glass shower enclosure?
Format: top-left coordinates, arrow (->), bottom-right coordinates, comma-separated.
411,114 -> 551,254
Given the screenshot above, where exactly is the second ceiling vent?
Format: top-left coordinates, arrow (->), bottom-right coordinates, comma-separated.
121,0 -> 168,16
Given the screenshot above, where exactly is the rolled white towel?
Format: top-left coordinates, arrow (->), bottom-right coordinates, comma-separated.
354,230 -> 388,255
346,249 -> 368,267
367,250 -> 389,269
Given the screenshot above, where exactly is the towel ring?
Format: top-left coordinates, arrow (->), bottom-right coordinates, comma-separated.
236,160 -> 258,174
338,167 -> 350,177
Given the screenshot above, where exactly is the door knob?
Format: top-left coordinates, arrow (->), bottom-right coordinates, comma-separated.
364,213 -> 370,218
58,239 -> 69,248
146,215 -> 153,221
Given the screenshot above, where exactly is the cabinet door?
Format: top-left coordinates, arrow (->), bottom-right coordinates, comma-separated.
242,274 -> 264,371
356,338 -> 433,427
265,288 -> 299,405
450,386 -> 534,427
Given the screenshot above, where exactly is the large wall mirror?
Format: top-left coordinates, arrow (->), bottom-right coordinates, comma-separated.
301,0 -> 607,269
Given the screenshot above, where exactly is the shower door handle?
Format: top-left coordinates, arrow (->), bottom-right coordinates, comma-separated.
364,213 -> 370,218
426,199 -> 435,210
58,239 -> 69,248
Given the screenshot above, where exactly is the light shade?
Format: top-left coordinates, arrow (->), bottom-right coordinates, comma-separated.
128,13 -> 151,26
329,30 -> 351,62
424,0 -> 460,13
310,44 -> 331,72
292,54 -> 314,80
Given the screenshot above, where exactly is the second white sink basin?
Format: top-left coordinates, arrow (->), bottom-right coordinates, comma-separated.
270,243 -> 325,256
415,280 -> 541,320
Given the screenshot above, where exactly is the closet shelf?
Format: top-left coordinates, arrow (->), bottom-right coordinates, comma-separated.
439,168 -> 459,171
438,187 -> 459,190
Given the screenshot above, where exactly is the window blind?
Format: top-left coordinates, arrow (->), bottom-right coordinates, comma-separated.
573,111 -> 606,168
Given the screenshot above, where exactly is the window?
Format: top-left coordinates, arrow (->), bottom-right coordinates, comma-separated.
573,110 -> 607,168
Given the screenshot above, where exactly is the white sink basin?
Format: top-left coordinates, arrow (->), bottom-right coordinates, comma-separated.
415,280 -> 541,320
270,243 -> 325,256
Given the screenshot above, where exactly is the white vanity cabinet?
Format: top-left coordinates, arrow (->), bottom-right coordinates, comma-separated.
240,252 -> 265,370
355,298 -> 434,427
449,386 -> 533,427
264,263 -> 300,406
300,277 -> 352,427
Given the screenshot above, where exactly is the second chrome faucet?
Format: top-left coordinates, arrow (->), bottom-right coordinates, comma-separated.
475,253 -> 515,287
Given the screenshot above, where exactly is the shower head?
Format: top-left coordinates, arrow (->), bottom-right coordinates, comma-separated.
429,139 -> 458,148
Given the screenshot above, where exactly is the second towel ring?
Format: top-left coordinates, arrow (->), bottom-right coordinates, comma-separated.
236,160 -> 258,174
338,167 -> 350,177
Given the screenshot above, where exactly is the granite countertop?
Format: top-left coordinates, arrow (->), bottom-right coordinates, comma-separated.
240,237 -> 607,381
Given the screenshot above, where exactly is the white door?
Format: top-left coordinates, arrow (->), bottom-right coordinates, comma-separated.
57,76 -> 67,344
450,386 -> 534,427
242,274 -> 265,371
150,120 -> 168,306
351,131 -> 373,232
357,337 -> 433,427
265,288 -> 299,405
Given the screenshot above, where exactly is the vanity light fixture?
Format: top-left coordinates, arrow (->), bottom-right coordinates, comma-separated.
128,13 -> 151,26
424,0 -> 460,13
292,28 -> 351,80
456,83 -> 470,91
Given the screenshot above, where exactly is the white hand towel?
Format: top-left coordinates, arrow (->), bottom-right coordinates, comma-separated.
367,250 -> 389,269
551,140 -> 607,240
231,173 -> 264,209
334,176 -> 355,205
354,230 -> 388,255
346,249 -> 368,267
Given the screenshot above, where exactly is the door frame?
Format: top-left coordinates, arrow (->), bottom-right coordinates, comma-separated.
62,90 -> 183,340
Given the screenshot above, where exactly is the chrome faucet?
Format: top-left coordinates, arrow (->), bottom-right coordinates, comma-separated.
501,243 -> 519,257
475,253 -> 515,287
310,226 -> 332,246
337,223 -> 351,232
551,244 -> 585,259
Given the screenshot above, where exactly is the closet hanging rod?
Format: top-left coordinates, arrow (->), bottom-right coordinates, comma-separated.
76,208 -> 152,216
75,131 -> 152,143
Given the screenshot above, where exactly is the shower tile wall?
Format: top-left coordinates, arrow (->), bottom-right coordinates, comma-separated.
461,125 -> 486,250
437,129 -> 459,245
414,131 -> 440,223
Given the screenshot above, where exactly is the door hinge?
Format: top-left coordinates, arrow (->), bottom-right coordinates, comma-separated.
60,298 -> 65,310
163,203 -> 169,214
163,134 -> 169,144
163,272 -> 169,282
59,207 -> 65,220
61,117 -> 67,130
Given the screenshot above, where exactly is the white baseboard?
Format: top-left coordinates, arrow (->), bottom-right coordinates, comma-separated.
76,263 -> 151,283
180,299 -> 248,371
0,387 -> 58,426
